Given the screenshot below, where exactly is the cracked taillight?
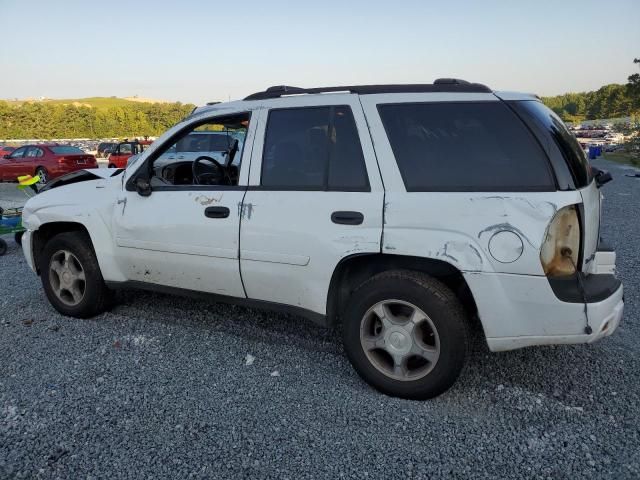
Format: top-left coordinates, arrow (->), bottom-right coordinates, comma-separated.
540,205 -> 581,276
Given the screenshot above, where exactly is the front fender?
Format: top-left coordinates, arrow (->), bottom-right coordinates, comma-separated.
22,178 -> 128,282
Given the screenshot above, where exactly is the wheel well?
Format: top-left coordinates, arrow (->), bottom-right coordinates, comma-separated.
31,222 -> 90,274
327,254 -> 479,326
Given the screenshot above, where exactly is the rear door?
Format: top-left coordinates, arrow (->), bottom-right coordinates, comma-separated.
239,95 -> 384,315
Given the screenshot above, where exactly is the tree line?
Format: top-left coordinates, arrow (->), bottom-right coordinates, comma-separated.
541,58 -> 640,122
0,100 -> 195,140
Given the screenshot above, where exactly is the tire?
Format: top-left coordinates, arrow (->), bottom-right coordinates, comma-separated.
35,167 -> 48,184
0,238 -> 6,256
14,231 -> 24,246
342,270 -> 469,400
39,231 -> 113,318
108,164 -> 116,169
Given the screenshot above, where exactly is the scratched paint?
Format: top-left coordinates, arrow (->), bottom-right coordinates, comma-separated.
194,194 -> 223,206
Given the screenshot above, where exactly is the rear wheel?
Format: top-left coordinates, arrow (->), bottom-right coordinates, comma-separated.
0,238 -> 7,256
342,270 -> 469,400
108,164 -> 116,169
39,231 -> 113,318
35,167 -> 48,184
14,231 -> 24,245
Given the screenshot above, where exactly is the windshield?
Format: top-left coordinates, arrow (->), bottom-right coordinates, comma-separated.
50,146 -> 84,155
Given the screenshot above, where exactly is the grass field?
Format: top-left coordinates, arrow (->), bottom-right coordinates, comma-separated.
603,152 -> 640,167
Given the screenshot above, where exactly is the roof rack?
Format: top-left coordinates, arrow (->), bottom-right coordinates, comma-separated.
244,79 -> 491,100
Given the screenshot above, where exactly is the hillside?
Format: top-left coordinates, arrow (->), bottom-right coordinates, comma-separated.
4,96 -> 173,109
0,97 -> 196,139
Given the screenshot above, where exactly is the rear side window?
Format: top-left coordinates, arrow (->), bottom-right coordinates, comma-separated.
50,146 -> 84,155
509,100 -> 591,188
378,102 -> 555,191
261,106 -> 369,191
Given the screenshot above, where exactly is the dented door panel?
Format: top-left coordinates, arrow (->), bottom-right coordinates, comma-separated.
382,190 -> 584,276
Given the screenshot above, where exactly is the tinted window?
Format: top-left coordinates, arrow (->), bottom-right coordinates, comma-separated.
10,146 -> 27,158
50,146 -> 84,155
26,147 -> 43,158
261,106 -> 368,190
119,144 -> 132,155
378,102 -> 555,191
510,100 -> 591,188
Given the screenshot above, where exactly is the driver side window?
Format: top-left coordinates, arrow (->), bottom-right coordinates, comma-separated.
150,112 -> 250,187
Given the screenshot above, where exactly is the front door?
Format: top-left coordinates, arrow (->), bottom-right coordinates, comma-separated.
3,146 -> 29,180
112,109 -> 258,298
239,95 -> 384,315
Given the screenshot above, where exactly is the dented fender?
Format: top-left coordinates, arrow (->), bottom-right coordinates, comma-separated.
21,175 -> 128,282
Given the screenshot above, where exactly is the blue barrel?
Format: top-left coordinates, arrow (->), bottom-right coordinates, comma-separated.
588,146 -> 597,160
595,146 -> 602,157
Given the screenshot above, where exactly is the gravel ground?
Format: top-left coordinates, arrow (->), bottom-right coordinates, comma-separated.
1,158 -> 639,479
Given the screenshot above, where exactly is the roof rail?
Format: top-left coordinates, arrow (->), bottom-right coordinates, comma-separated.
244,80 -> 491,100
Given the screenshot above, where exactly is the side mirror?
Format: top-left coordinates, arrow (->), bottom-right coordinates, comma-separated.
135,177 -> 152,197
592,166 -> 612,188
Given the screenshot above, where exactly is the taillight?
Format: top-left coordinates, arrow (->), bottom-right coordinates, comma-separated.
540,205 -> 581,276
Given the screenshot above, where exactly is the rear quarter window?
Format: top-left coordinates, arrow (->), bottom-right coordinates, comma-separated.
378,102 -> 555,191
50,146 -> 84,155
508,100 -> 591,189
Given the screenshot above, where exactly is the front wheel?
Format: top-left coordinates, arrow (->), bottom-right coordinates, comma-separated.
108,164 -> 116,169
14,231 -> 24,245
39,231 -> 113,318
342,270 -> 469,400
0,238 -> 7,256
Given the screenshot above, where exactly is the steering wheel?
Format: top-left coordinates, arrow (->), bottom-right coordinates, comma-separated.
192,155 -> 226,185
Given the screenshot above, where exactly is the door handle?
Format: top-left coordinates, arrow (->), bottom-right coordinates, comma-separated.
331,211 -> 364,225
204,206 -> 230,219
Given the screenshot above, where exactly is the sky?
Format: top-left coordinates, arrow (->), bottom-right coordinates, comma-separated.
0,0 -> 638,105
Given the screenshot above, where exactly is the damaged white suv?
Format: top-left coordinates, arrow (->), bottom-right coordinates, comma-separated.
20,80 -> 624,399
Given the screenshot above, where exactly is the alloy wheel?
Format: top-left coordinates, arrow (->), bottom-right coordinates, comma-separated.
360,299 -> 440,381
48,249 -> 86,306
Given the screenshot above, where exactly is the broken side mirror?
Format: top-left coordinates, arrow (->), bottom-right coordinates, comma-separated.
135,177 -> 152,197
592,166 -> 612,188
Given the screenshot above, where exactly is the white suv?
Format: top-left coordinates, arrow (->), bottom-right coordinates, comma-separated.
20,80 -> 624,399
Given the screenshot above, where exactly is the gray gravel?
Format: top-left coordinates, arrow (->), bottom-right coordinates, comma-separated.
1,158 -> 639,479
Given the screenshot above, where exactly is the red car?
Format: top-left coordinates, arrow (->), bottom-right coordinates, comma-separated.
0,146 -> 15,157
0,144 -> 97,184
107,140 -> 151,168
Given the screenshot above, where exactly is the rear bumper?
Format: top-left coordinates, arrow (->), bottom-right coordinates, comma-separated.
465,249 -> 624,352
485,283 -> 623,351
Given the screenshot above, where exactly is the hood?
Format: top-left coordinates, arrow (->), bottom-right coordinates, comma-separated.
39,168 -> 124,193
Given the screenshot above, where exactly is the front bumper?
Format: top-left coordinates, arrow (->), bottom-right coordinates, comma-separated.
21,229 -> 36,273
